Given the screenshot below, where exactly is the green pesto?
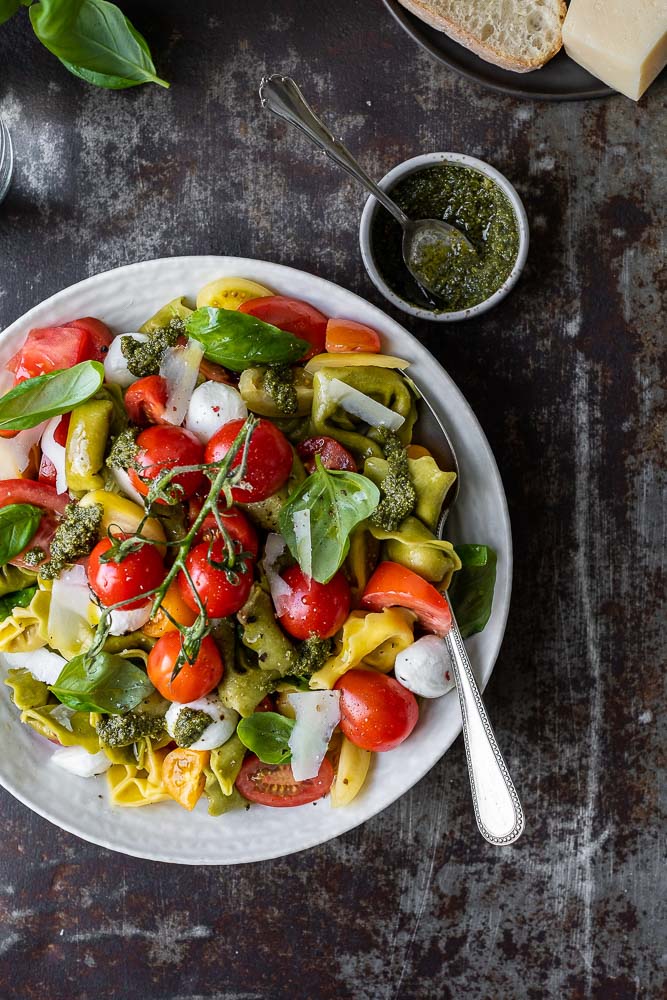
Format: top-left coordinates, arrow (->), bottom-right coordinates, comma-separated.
39,502 -> 103,580
120,320 -> 182,378
106,427 -> 139,470
173,707 -> 211,748
22,547 -> 46,568
96,711 -> 166,748
261,365 -> 298,416
292,636 -> 333,677
369,429 -> 416,532
370,165 -> 520,312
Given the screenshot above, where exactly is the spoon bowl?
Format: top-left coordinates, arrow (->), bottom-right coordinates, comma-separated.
402,217 -> 477,303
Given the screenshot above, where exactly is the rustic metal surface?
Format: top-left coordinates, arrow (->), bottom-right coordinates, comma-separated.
0,2 -> 664,998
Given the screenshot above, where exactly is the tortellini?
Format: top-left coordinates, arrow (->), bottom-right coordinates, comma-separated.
310,608 -> 416,690
0,586 -> 51,653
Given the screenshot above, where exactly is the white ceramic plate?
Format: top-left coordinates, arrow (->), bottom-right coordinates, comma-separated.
0,256 -> 512,864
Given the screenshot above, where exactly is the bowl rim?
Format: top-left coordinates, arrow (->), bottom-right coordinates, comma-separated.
359,151 -> 530,322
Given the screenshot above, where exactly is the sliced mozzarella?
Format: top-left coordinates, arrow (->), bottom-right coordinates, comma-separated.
0,421 -> 48,479
109,465 -> 145,506
103,333 -> 149,387
261,533 -> 293,616
318,375 -> 405,431
287,690 -> 341,781
51,746 -> 111,777
48,563 -> 94,657
159,339 -> 204,426
185,381 -> 248,444
2,648 -> 66,685
394,635 -> 455,698
41,416 -> 68,494
165,694 -> 239,751
107,601 -> 152,636
292,509 -> 312,580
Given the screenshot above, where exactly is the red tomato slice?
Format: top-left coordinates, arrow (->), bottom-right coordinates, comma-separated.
296,435 -> 357,474
67,317 -> 114,363
325,318 -> 381,353
239,296 -> 328,361
0,480 -> 69,569
124,375 -> 169,426
235,755 -> 334,807
38,454 -> 57,487
362,561 -> 452,636
6,326 -> 94,382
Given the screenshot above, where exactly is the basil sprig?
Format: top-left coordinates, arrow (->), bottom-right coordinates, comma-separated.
0,360 -> 104,431
279,459 -> 380,584
237,712 -> 295,765
0,504 -> 43,567
448,544 -> 497,638
28,0 -> 168,89
49,651 -> 154,714
0,585 -> 38,623
185,307 -> 310,372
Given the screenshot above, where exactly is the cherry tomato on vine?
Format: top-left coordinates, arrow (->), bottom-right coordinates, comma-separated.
178,537 -> 254,618
147,632 -> 223,702
276,566 -> 350,640
87,535 -> 166,610
334,669 -> 418,752
235,754 -> 334,807
189,501 -> 259,558
129,426 -> 205,503
296,435 -> 357,474
239,295 -> 327,361
204,418 -> 292,503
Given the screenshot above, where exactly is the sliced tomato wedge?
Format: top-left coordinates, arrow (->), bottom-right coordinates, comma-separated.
235,755 -> 334,807
6,326 -> 94,382
325,318 -> 381,354
124,375 -> 170,426
297,435 -> 357,474
239,295 -> 328,361
67,317 -> 114,363
0,480 -> 69,570
362,561 -> 452,636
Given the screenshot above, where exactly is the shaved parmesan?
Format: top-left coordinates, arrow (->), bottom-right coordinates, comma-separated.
0,421 -> 47,479
108,601 -> 152,636
159,339 -> 204,426
306,352 -> 410,373
41,416 -> 68,494
262,533 -> 293,616
2,648 -> 66,685
48,563 -> 94,657
292,509 -> 312,580
165,694 -> 239,752
185,381 -> 248,444
103,333 -> 149,387
51,746 -> 111,778
319,376 -> 405,431
287,690 -> 340,781
109,466 -> 145,505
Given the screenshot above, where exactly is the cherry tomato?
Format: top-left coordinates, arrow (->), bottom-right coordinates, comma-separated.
190,503 -> 259,558
239,295 -> 327,361
147,632 -> 223,702
277,565 -> 350,640
296,435 -> 357,474
204,418 -> 292,503
67,317 -> 114,363
129,426 -> 205,503
362,561 -> 452,637
334,669 -> 418,752
235,754 -> 334,807
124,375 -> 169,426
178,537 -> 254,617
325,318 -> 381,354
6,326 -> 94,382
87,535 -> 166,610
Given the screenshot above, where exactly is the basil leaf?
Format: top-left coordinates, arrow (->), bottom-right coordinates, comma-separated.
0,360 -> 104,431
0,585 -> 38,623
30,0 -> 168,90
0,1 -> 20,27
448,544 -> 497,638
49,652 -> 154,714
236,712 -> 295,765
279,462 -> 380,584
0,504 -> 43,567
186,307 -> 310,372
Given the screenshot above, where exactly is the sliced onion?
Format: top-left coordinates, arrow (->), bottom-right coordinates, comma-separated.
292,509 -> 312,580
0,421 -> 48,479
41,416 -> 68,494
103,333 -> 149,387
159,339 -> 204,426
287,690 -> 341,781
185,381 -> 248,444
317,375 -> 405,431
51,746 -> 111,777
165,694 -> 239,751
261,533 -> 293,616
2,648 -> 66,685
108,601 -> 152,636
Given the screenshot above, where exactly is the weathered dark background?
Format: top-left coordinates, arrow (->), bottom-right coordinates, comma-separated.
0,2 -> 664,998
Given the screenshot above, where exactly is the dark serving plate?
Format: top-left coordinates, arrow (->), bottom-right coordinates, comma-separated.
383,0 -> 615,101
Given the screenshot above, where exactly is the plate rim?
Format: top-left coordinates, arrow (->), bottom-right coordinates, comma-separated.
383,0 -> 615,102
0,254 -> 513,863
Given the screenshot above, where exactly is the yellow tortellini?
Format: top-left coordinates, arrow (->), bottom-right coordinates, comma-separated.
0,586 -> 50,653
310,608 -> 416,690
106,740 -> 171,807
20,704 -> 100,752
330,736 -> 372,808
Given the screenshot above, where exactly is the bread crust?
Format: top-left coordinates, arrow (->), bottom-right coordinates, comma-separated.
396,0 -> 566,72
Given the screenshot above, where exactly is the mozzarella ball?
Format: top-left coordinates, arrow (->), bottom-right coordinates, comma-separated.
165,694 -> 239,751
394,635 -> 456,699
185,381 -> 248,444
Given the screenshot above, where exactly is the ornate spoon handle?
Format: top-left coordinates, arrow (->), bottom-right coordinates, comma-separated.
444,600 -> 524,845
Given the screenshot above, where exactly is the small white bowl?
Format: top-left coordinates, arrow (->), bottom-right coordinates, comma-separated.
359,152 -> 529,322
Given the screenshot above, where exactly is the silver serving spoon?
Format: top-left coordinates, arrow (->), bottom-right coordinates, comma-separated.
259,75 -> 477,301
408,375 -> 525,845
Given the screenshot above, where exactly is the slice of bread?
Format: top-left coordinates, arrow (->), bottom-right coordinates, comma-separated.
397,0 -> 567,72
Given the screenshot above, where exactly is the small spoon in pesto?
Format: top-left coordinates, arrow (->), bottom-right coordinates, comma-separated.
259,76 -> 477,300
